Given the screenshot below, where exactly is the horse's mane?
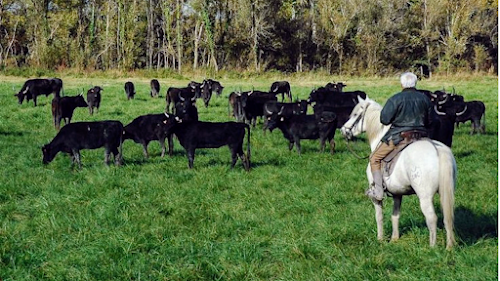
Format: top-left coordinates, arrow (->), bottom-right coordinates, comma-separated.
364,100 -> 388,144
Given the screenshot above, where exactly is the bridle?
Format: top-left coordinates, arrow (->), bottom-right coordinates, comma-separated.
343,103 -> 371,160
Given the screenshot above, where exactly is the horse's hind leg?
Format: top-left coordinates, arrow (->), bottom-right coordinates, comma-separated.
419,198 -> 438,247
391,196 -> 402,242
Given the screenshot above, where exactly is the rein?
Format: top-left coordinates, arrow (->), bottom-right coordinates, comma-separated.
344,103 -> 371,160
344,138 -> 370,159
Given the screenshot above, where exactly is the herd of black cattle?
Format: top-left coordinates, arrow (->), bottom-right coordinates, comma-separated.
13,77 -> 486,170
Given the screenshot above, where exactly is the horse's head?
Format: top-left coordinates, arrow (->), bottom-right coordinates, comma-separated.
341,96 -> 373,140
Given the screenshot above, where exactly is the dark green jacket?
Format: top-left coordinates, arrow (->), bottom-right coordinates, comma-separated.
380,88 -> 435,145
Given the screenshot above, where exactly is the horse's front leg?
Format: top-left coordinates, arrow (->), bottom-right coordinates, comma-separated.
373,199 -> 384,241
391,195 -> 402,242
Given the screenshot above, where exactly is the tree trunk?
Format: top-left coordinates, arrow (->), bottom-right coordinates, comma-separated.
176,0 -> 182,73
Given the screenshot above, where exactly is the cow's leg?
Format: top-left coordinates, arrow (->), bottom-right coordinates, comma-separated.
187,148 -> 195,169
56,116 -> 62,130
288,141 -> 294,151
104,148 -> 111,165
159,137 -> 166,158
167,135 -> 174,157
142,142 -> 149,158
33,95 -> 37,107
294,137 -> 302,155
473,119 -> 481,134
230,149 -> 238,169
329,138 -> 336,154
319,137 -> 326,153
111,146 -> 122,165
238,149 -> 250,171
72,150 -> 82,169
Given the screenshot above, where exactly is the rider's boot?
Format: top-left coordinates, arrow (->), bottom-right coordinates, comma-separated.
366,170 -> 385,201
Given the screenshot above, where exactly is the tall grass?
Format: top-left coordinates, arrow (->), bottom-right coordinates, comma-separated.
0,74 -> 497,280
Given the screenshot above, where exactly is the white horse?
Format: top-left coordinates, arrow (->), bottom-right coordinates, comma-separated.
340,96 -> 456,249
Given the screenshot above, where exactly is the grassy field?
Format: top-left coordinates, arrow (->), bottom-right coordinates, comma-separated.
0,74 -> 497,280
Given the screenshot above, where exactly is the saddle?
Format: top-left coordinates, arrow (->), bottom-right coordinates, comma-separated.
382,130 -> 429,176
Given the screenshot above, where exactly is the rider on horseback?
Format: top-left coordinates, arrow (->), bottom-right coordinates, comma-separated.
367,72 -> 436,201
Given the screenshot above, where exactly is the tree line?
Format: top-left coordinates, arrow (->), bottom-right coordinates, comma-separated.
0,0 -> 497,76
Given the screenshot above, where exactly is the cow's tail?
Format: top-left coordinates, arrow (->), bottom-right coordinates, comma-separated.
436,143 -> 456,249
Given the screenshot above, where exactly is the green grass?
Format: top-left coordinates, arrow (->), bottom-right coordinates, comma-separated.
0,74 -> 497,280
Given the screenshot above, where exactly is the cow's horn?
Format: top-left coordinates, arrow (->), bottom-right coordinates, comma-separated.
164,112 -> 170,118
278,106 -> 284,115
456,105 -> 468,116
438,94 -> 449,105
452,86 -> 456,95
179,94 -> 185,101
434,105 -> 446,116
264,105 -> 273,116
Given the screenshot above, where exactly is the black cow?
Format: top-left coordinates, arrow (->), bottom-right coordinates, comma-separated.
15,78 -> 63,106
42,121 -> 124,168
150,79 -> 160,98
454,100 -> 486,134
308,87 -> 366,107
52,94 -> 88,130
270,81 -> 292,102
266,111 -> 338,155
238,90 -> 278,127
167,115 -> 251,170
263,100 -> 307,132
86,86 -> 103,115
228,91 -> 241,118
208,79 -> 224,97
188,81 -> 202,99
165,85 -> 198,113
428,93 -> 467,147
200,79 -> 212,108
124,81 -> 135,100
313,103 -> 355,129
123,113 -> 176,158
175,93 -> 199,122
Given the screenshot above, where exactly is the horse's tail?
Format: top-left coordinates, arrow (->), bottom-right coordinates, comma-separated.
436,143 -> 457,249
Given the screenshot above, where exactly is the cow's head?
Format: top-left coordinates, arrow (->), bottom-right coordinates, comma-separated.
434,95 -> 467,120
14,92 -> 25,104
42,144 -> 56,164
265,107 -> 286,132
75,95 -> 89,108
